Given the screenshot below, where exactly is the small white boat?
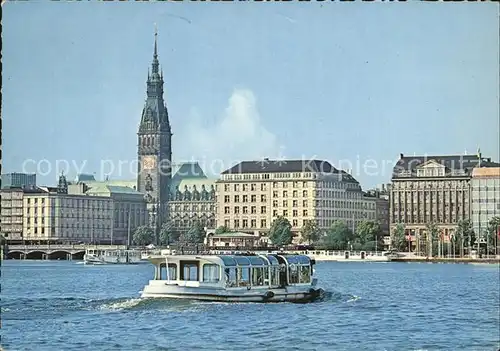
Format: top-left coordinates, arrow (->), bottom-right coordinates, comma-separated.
84,248 -> 142,265
141,250 -> 324,303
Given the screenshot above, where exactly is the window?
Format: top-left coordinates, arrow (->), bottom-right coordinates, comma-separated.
261,206 -> 266,214
159,263 -> 177,280
252,267 -> 266,286
289,265 -> 300,284
261,195 -> 266,202
181,262 -> 198,281
225,268 -> 237,287
203,264 -> 220,283
261,219 -> 267,228
224,196 -> 230,203
251,195 -> 257,202
237,267 -> 250,287
261,184 -> 267,191
251,184 -> 256,191
299,266 -> 311,283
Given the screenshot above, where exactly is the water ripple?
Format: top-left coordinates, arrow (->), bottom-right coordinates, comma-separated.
1,261 -> 499,351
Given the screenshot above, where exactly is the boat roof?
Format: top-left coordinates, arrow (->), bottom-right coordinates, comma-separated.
147,253 -> 311,267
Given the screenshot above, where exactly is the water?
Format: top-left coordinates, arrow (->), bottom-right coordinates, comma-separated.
1,261 -> 499,351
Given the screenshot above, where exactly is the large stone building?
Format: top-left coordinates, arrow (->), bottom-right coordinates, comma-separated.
471,166 -> 500,238
390,153 -> 498,248
1,175 -> 147,245
216,159 -> 369,243
136,29 -> 172,235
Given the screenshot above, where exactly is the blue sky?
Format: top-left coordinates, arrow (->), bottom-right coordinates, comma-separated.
3,2 -> 499,189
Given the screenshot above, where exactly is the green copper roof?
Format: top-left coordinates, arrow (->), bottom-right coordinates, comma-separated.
212,232 -> 256,238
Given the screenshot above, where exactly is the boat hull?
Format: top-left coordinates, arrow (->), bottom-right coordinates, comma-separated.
141,283 -> 324,303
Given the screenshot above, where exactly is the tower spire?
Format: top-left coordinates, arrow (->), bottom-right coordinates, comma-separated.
152,23 -> 159,75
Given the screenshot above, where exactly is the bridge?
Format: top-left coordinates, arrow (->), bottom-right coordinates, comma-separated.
5,244 -> 130,260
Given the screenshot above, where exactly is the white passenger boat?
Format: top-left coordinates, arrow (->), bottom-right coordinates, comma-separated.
141,250 -> 325,303
84,248 -> 142,265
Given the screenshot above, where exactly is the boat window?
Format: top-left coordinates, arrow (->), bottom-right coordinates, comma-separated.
225,268 -> 237,287
159,263 -> 177,280
248,256 -> 266,266
203,264 -> 220,283
234,256 -> 251,266
180,261 -> 199,281
270,266 -> 280,286
251,267 -> 265,286
237,267 -> 250,287
265,255 -> 280,266
219,256 -> 237,267
299,266 -> 310,283
288,264 -> 300,284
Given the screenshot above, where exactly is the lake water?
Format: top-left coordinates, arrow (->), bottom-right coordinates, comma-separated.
1,260 -> 499,351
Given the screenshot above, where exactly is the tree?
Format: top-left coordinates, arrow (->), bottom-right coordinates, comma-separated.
486,216 -> 500,255
391,223 -> 407,251
322,220 -> 354,250
268,216 -> 293,247
425,222 -> 439,257
301,220 -> 321,245
355,220 -> 383,251
133,226 -> 155,246
159,222 -> 175,246
181,221 -> 206,244
456,219 -> 474,257
215,225 -> 231,235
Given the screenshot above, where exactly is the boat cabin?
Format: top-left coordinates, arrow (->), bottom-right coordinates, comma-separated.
150,253 -> 314,289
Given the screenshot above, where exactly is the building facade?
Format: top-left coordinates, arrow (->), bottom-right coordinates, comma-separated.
1,173 -> 36,189
2,175 -> 148,245
136,30 -> 172,236
363,186 -> 390,235
390,153 -> 497,248
23,186 -> 113,244
0,188 -> 24,241
471,167 -> 500,238
216,159 -> 368,243
85,184 -> 148,245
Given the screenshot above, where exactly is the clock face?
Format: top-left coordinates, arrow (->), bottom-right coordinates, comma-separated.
143,156 -> 156,170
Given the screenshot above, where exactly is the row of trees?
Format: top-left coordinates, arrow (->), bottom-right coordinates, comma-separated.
391,216 -> 500,256
267,216 -> 385,251
132,221 -> 206,246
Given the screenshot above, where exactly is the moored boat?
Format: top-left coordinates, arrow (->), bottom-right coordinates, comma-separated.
141,250 -> 324,303
84,248 -> 142,265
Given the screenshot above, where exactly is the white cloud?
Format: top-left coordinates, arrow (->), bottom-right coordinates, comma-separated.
176,89 -> 282,174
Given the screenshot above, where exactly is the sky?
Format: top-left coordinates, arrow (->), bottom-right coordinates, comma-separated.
3,2 -> 499,189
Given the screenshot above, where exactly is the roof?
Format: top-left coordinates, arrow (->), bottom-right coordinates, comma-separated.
472,167 -> 500,178
82,179 -> 137,189
86,185 -> 143,196
211,231 -> 257,238
222,159 -> 341,175
392,154 -> 499,179
74,174 -> 96,182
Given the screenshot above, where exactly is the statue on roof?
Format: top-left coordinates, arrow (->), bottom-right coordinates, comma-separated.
175,185 -> 182,201
192,185 -> 200,200
209,184 -> 215,200
183,184 -> 191,201
200,184 -> 208,200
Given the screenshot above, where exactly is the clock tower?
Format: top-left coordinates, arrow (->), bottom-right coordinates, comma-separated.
137,28 -> 172,238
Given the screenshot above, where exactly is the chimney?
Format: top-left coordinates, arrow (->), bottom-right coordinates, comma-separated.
400,153 -> 404,159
